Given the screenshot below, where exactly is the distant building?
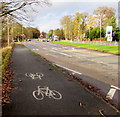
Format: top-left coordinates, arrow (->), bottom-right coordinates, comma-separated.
39,34 -> 44,38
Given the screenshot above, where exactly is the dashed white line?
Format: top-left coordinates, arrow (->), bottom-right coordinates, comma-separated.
52,48 -> 58,50
32,48 -> 39,51
55,64 -> 82,75
59,52 -> 72,57
50,50 -> 57,53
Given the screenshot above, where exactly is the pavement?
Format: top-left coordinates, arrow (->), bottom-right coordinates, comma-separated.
2,44 -> 119,116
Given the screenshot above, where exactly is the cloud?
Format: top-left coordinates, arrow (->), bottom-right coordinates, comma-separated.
38,19 -> 61,32
34,11 -> 70,32
25,0 -> 118,32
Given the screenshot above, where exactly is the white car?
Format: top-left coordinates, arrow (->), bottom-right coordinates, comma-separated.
53,36 -> 59,41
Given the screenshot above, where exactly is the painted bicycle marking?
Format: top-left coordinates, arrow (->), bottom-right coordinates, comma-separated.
33,86 -> 62,100
25,73 -> 44,80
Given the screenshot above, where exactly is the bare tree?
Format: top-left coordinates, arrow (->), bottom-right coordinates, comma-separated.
0,0 -> 51,20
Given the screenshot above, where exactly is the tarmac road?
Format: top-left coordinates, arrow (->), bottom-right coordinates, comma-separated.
21,40 -> 119,107
2,44 -> 119,115
22,40 -> 119,86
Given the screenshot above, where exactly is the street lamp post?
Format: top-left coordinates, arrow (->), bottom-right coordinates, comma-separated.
7,15 -> 10,47
100,15 -> 102,41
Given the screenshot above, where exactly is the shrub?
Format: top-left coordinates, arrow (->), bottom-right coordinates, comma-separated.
115,32 -> 120,41
2,43 -> 14,72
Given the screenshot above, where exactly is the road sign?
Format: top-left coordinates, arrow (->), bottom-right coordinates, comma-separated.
106,26 -> 112,41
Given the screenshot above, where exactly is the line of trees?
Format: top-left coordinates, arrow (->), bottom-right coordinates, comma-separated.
60,6 -> 119,41
0,0 -> 50,47
1,15 -> 40,47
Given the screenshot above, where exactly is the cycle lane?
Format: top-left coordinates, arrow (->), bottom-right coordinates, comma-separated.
2,44 -> 119,115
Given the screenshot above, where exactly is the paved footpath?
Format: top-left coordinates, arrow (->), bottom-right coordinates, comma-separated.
2,44 -> 119,116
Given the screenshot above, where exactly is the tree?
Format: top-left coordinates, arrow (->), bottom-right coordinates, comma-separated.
0,0 -> 50,19
24,27 -> 40,39
1,0 -> 49,47
86,15 -> 98,29
61,15 -> 73,40
85,27 -> 106,40
41,32 -> 46,38
93,6 -> 116,27
53,28 -> 65,40
72,12 -> 88,40
72,12 -> 83,40
108,16 -> 117,29
47,30 -> 53,38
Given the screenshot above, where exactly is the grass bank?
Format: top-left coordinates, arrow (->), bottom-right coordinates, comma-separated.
53,42 -> 120,55
1,43 -> 15,104
2,43 -> 14,73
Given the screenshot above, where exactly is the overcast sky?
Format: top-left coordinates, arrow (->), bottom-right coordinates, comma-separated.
24,0 -> 119,33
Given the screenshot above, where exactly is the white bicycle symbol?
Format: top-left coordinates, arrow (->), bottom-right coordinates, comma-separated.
25,73 -> 44,80
33,86 -> 62,100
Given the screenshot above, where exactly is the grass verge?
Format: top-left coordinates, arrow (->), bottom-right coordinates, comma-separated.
53,42 -> 120,55
2,43 -> 14,73
2,43 -> 15,105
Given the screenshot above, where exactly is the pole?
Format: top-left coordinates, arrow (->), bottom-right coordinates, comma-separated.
7,15 -> 10,47
89,27 -> 90,40
100,15 -> 102,41
12,21 -> 14,42
22,25 -> 23,41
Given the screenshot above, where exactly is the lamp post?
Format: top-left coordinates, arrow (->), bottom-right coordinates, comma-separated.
7,14 -> 10,47
100,15 -> 102,41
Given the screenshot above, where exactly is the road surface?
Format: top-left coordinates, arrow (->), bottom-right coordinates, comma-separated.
22,40 -> 119,106
2,44 -> 119,115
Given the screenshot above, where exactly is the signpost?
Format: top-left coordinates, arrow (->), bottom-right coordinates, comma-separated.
106,26 -> 113,41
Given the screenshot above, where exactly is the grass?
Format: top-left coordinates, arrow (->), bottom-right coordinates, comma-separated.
2,43 -> 14,73
53,42 -> 120,54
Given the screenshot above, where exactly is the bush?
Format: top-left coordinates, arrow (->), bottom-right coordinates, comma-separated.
2,43 -> 14,72
85,27 -> 106,40
115,32 -> 120,41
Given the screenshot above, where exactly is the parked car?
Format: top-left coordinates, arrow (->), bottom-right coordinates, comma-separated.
27,39 -> 31,41
53,36 -> 59,41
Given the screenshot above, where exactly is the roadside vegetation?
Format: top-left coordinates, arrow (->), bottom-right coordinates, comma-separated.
53,42 -> 120,54
2,43 -> 15,104
2,43 -> 14,72
47,6 -> 120,43
1,0 -> 49,105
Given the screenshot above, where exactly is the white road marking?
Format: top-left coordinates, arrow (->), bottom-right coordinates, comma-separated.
52,48 -> 58,50
111,85 -> 120,90
62,47 -> 67,49
106,85 -> 120,99
59,52 -> 72,57
50,50 -> 57,53
55,64 -> 82,75
32,48 -> 39,51
106,88 -> 116,99
25,73 -> 44,80
33,86 -> 62,100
